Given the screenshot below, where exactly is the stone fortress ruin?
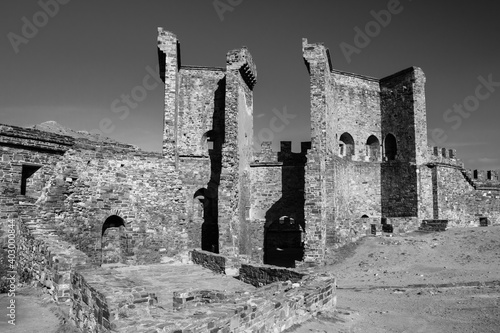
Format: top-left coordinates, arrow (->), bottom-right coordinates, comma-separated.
1,28 -> 499,332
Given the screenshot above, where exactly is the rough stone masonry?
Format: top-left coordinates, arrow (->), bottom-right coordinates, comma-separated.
0,28 -> 499,332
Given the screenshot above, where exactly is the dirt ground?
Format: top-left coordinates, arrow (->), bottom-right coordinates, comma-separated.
1,226 -> 499,332
0,287 -> 77,333
290,226 -> 500,332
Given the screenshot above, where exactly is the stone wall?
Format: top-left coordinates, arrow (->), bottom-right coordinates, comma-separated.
190,249 -> 226,274
34,145 -> 189,265
219,47 -> 256,257
326,156 -> 382,247
249,141 -> 307,265
239,263 -> 305,287
17,202 -> 90,302
330,70 -> 382,161
70,262 -> 336,333
0,124 -> 72,246
435,165 -> 500,226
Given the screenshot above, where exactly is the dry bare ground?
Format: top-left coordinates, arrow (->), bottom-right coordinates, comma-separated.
290,226 -> 500,333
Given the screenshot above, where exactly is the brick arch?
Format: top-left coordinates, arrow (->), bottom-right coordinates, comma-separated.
101,215 -> 125,236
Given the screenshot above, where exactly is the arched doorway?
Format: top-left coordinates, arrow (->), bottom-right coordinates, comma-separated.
264,216 -> 304,268
101,215 -> 126,265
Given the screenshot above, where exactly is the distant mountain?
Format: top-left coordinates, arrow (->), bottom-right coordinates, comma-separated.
25,121 -> 121,144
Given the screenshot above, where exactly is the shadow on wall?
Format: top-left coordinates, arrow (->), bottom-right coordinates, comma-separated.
192,77 -> 226,254
263,151 -> 306,268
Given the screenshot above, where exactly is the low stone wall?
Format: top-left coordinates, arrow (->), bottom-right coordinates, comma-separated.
167,275 -> 336,332
419,219 -> 449,232
17,208 -> 89,302
239,263 -> 306,287
190,249 -> 226,274
70,270 -> 336,332
70,269 -> 157,332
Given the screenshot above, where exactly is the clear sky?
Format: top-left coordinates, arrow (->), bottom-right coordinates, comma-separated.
1,0 -> 499,170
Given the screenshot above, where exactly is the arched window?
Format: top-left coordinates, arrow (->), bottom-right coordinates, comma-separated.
365,135 -> 380,161
339,132 -> 355,158
201,130 -> 215,151
384,133 -> 397,161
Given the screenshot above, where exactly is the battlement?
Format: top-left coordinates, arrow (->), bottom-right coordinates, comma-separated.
463,169 -> 500,190
252,141 -> 310,166
226,47 -> 257,90
427,146 -> 464,168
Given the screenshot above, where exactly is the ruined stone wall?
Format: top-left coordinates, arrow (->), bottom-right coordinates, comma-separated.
249,163 -> 282,262
157,28 -> 179,162
326,156 -> 381,247
219,47 -> 256,257
302,39 -> 331,262
249,142 -> 307,264
31,141 -> 189,266
17,202 -> 90,303
0,125 -> 73,247
330,71 -> 382,160
417,164 -> 434,220
379,68 -> 424,218
435,166 -> 500,226
380,67 -> 426,164
176,67 -> 225,157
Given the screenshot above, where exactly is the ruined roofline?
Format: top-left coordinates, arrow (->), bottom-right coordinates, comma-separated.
379,66 -> 419,82
303,37 -> 420,84
0,123 -> 75,147
330,69 -> 378,82
180,65 -> 225,72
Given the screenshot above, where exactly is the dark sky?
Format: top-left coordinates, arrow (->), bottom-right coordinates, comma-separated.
1,0 -> 499,170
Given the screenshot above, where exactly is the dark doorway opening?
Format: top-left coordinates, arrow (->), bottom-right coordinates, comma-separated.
384,134 -> 397,161
195,188 -> 219,253
21,164 -> 41,195
264,216 -> 304,268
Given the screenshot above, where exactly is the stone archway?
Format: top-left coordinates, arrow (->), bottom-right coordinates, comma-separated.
101,215 -> 126,265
